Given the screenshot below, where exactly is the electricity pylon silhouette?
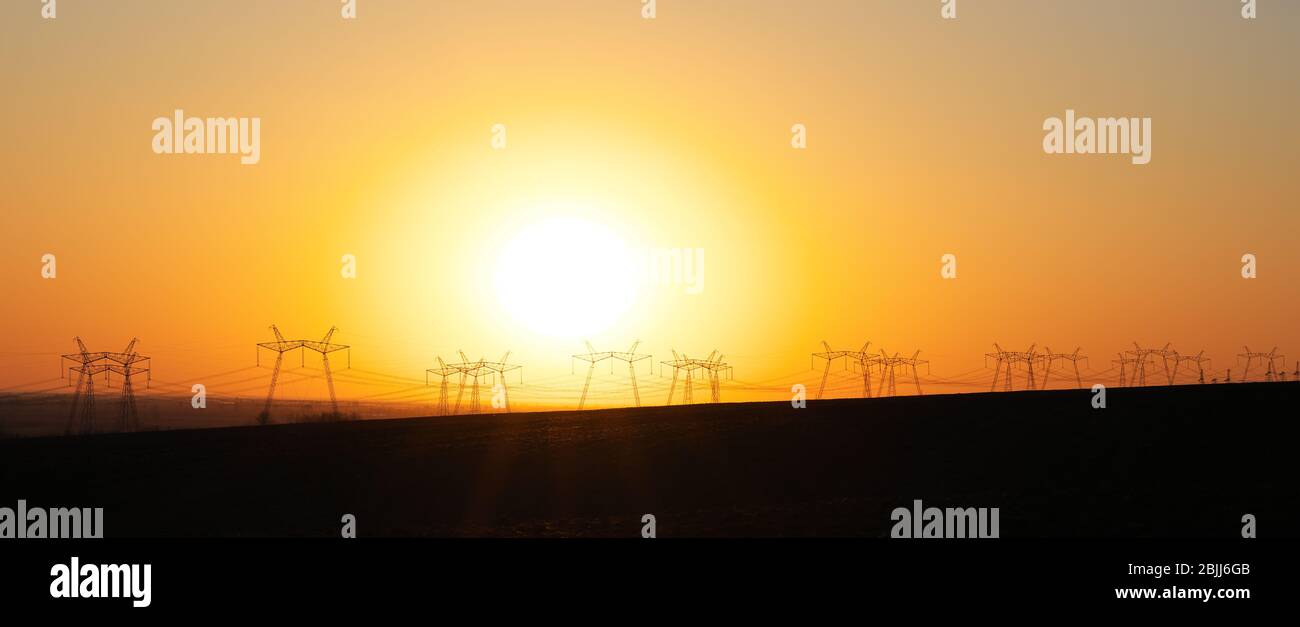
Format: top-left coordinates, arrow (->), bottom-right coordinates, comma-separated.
986,344 -> 1037,391
661,350 -> 732,404
479,351 -> 523,412
62,337 -> 107,435
104,338 -> 151,432
426,357 -> 459,416
256,325 -> 298,423
702,352 -> 733,402
573,340 -> 651,409
1153,344 -> 1179,384
1170,350 -> 1212,384
879,349 -> 928,396
256,325 -> 351,424
811,341 -> 880,399
610,341 -> 652,407
441,351 -> 521,414
450,352 -> 486,414
845,343 -> 883,398
1038,347 -> 1087,389
302,326 -> 350,416
61,337 -> 151,435
574,341 -> 610,409
661,350 -> 696,405
1124,342 -> 1172,386
1238,346 -> 1284,382
1113,352 -> 1137,386
811,341 -> 852,400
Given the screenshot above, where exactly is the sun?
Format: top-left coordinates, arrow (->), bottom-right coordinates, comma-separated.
493,215 -> 639,339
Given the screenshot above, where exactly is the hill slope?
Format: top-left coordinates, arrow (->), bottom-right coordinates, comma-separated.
2,383 -> 1297,537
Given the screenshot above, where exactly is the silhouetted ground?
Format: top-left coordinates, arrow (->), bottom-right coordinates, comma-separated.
2,382 -> 1296,537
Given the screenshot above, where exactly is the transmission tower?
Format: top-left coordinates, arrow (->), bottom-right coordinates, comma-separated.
701,352 -> 733,403
1238,346 -> 1285,382
103,338 -> 151,432
1038,346 -> 1087,389
846,343 -> 883,398
1170,350 -> 1212,384
478,351 -> 523,412
1123,342 -> 1173,386
878,349 -> 928,396
256,325 -> 351,423
661,351 -> 699,405
811,341 -> 852,400
812,341 -> 881,399
572,340 -> 652,409
62,337 -> 107,435
448,352 -> 487,415
1154,344 -> 1180,384
439,351 -> 522,414
1112,352 -> 1137,386
61,337 -> 151,435
986,344 -> 1037,391
425,357 -> 460,416
661,350 -> 732,405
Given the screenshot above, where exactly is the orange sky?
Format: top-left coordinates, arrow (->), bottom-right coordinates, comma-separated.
2,1 -> 1297,410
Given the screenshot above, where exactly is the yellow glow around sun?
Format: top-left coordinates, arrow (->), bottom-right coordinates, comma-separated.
493,215 -> 639,339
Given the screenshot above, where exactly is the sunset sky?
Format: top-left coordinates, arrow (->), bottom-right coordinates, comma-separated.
2,1 -> 1297,410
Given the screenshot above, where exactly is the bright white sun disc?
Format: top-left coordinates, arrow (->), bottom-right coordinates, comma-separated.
493,217 -> 638,338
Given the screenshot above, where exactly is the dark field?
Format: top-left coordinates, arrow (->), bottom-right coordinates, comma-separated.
2,382 -> 1297,537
